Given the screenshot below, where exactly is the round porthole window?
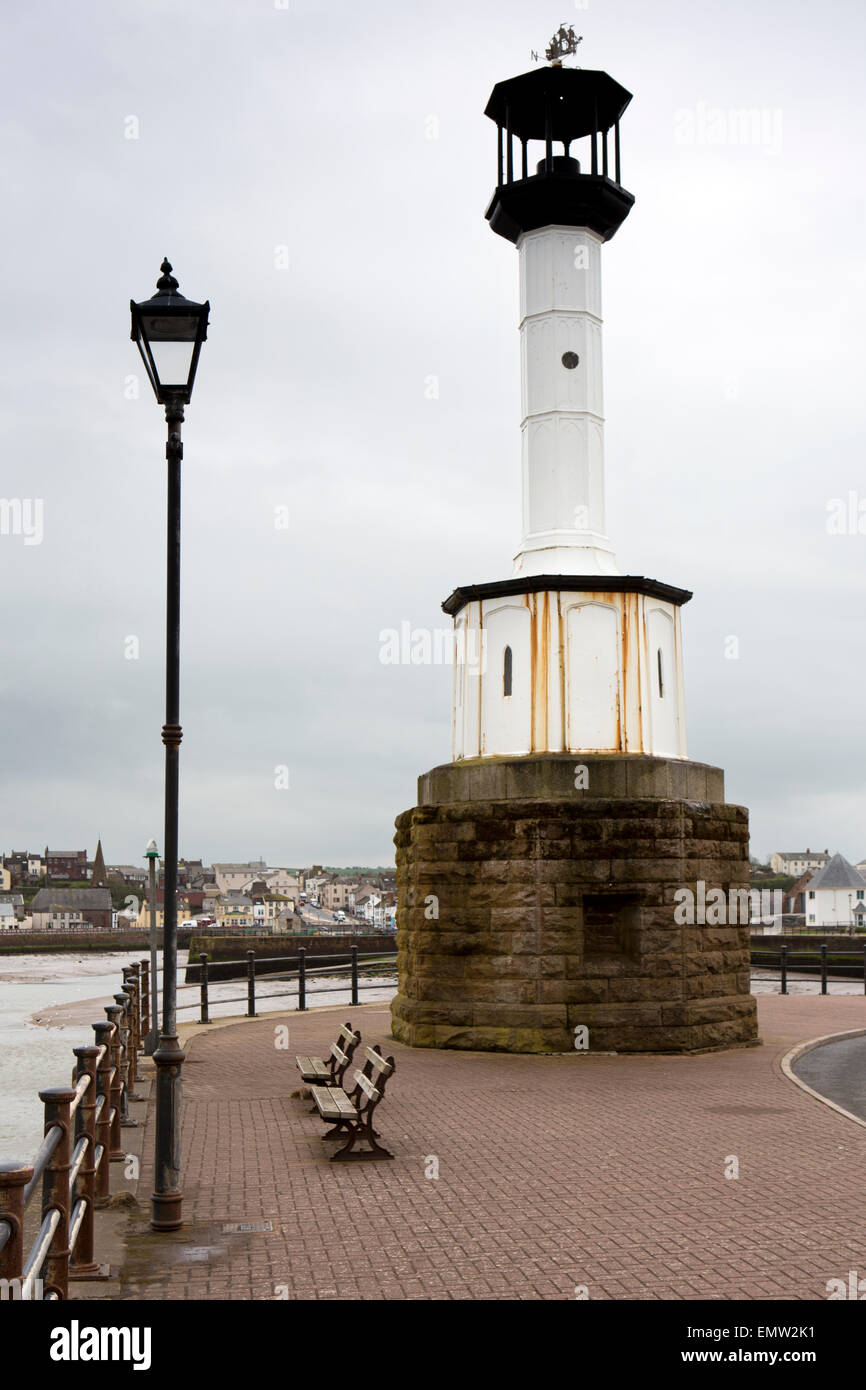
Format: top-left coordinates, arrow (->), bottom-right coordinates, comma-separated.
561,351 -> 579,369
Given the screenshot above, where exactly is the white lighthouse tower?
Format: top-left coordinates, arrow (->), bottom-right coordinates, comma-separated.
391,37 -> 757,1058
449,46 -> 689,763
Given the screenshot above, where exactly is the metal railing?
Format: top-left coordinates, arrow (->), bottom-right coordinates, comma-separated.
184,945 -> 398,1023
752,943 -> 866,994
191,922 -> 394,937
0,959 -> 150,1301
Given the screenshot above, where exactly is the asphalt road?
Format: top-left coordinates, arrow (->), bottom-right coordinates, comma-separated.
792,1034 -> 866,1121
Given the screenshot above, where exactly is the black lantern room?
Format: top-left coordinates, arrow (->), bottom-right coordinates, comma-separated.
484,66 -> 635,244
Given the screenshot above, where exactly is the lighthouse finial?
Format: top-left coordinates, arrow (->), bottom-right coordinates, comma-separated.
531,25 -> 583,66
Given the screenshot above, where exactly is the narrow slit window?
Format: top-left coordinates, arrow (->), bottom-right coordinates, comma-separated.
657,647 -> 664,699
503,645 -> 513,697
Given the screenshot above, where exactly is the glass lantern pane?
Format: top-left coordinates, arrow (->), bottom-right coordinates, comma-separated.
149,340 -> 195,389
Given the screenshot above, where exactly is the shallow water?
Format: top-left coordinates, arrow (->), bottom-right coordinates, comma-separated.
0,951 -> 149,1159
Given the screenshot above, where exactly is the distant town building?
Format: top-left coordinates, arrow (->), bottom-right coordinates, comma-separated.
107,864 -> 148,886
30,887 -> 113,931
4,851 -> 42,885
769,848 -> 830,876
322,880 -> 358,911
43,848 -> 88,883
215,891 -> 254,929
803,854 -> 866,928
213,862 -> 267,895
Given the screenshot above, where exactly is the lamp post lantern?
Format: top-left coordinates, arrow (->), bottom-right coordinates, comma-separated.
144,838 -> 159,1056
131,259 -> 209,1232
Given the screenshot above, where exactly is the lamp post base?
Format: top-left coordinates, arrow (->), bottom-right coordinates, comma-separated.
150,1033 -> 185,1232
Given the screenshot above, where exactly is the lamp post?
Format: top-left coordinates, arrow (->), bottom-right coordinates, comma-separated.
144,839 -> 160,1055
130,259 -> 209,1232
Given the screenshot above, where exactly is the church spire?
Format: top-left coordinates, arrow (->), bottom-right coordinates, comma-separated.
92,839 -> 106,886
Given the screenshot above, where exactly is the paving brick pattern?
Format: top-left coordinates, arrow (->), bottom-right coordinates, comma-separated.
119,995 -> 866,1300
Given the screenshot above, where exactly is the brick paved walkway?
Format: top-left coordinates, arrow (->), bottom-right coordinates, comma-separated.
118,995 -> 866,1300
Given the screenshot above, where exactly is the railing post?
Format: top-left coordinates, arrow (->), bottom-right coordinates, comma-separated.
38,1085 -> 76,1301
129,962 -> 143,1056
113,991 -> 137,1124
247,950 -> 256,1018
122,971 -> 141,1091
139,958 -> 150,1038
820,942 -> 828,995
92,1022 -> 115,1202
69,1046 -> 100,1278
780,944 -> 787,995
199,953 -> 210,1024
104,1006 -> 125,1158
298,947 -> 306,1011
351,944 -> 359,1007
0,1161 -> 34,1288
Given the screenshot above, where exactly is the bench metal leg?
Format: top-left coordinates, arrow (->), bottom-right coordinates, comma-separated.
330,1119 -> 393,1162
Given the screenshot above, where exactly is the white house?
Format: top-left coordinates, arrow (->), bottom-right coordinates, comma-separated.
803,854 -> 866,928
769,849 -> 830,876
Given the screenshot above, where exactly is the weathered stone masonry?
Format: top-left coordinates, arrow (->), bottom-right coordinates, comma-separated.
391,756 -> 759,1054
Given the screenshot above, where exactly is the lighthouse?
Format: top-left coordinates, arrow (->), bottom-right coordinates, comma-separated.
391,37 -> 758,1056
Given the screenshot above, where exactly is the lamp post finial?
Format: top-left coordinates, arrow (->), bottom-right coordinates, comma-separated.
156,259 -> 178,293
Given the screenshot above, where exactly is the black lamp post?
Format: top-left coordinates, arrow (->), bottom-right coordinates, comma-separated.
130,259 -> 209,1232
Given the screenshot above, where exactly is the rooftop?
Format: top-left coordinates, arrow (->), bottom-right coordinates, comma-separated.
805,853 -> 866,891
30,887 -> 112,910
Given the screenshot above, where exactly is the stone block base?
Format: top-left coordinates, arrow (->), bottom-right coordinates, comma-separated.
390,756 -> 759,1054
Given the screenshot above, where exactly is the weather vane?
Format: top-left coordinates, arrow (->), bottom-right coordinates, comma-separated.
531,25 -> 583,66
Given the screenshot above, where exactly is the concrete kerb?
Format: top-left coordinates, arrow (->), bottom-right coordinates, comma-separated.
780,1026 -> 866,1132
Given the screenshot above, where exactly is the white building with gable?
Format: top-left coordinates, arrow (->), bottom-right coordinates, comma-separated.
803,854 -> 866,928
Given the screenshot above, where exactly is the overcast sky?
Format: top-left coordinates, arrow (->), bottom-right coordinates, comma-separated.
1,0 -> 864,868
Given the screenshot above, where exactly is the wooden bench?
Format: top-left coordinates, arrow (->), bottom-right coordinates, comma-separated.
309,1045 -> 396,1162
295,1022 -> 361,1106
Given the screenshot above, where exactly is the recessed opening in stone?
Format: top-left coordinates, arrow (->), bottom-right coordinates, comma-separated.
582,892 -> 641,959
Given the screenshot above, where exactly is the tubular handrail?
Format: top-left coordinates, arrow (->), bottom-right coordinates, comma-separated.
21,1125 -> 63,1207
0,957 -> 148,1300
69,1070 -> 92,1116
21,1208 -> 60,1299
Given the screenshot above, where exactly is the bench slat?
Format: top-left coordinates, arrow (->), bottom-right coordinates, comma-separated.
363,1046 -> 392,1076
310,1085 -> 357,1120
295,1056 -> 329,1077
353,1069 -> 380,1102
330,1043 -> 349,1066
